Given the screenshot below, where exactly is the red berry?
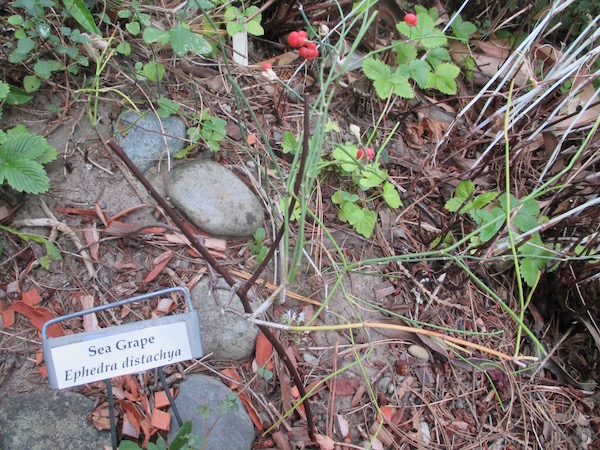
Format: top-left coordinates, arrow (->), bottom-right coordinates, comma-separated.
404,13 -> 418,26
298,30 -> 307,39
305,41 -> 317,50
262,62 -> 272,71
288,31 -> 299,47
357,147 -> 375,161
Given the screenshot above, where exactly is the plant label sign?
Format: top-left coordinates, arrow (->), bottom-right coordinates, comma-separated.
42,287 -> 203,390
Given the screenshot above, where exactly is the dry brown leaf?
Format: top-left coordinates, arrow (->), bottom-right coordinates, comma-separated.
239,391 -> 264,431
83,223 -> 100,261
81,294 -> 99,331
150,408 -> 171,431
21,289 -> 42,306
315,433 -> 335,450
143,250 -> 173,283
255,332 -> 274,370
220,367 -> 241,390
1,301 -> 65,337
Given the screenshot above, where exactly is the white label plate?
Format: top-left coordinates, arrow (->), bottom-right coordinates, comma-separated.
50,322 -> 192,389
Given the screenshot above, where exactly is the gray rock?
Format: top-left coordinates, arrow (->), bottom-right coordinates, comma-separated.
192,277 -> 259,361
167,374 -> 254,450
0,390 -> 111,450
115,110 -> 186,173
165,160 -> 264,237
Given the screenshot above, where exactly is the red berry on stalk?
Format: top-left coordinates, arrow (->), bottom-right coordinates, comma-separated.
357,147 -> 375,161
404,13 -> 418,26
262,62 -> 272,71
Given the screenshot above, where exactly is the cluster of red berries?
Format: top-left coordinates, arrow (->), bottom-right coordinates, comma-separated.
288,30 -> 319,61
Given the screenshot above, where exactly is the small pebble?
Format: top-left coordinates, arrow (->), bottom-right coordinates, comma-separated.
303,353 -> 318,365
408,344 -> 430,362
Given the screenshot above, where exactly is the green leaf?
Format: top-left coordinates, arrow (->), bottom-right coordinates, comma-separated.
143,61 -> 165,82
445,197 -> 465,213
332,144 -> 360,174
60,0 -> 101,35
0,159 -> 49,194
17,37 -> 35,55
281,131 -> 298,154
397,13 -> 447,50
118,441 -> 142,450
389,73 -> 414,98
474,207 -> 505,242
169,421 -> 193,450
472,191 -> 498,209
169,24 -> 212,55
520,258 -> 541,287
142,27 -> 170,44
125,21 -> 140,35
427,47 -> 451,68
246,20 -> 264,36
340,203 -> 376,238
362,58 -> 390,82
5,85 -> 32,105
408,59 -> 431,88
33,60 -> 64,80
37,22 -> 51,39
8,15 -> 24,26
116,41 -> 131,55
358,166 -> 387,189
382,181 -> 402,208
0,82 -> 9,101
0,132 -> 47,160
117,10 -> 132,18
395,42 -> 417,65
23,75 -> 41,93
451,15 -> 477,41
226,22 -> 244,37
428,63 -> 460,95
9,51 -> 28,64
456,180 -> 474,200
156,97 -> 180,118
325,118 -> 340,133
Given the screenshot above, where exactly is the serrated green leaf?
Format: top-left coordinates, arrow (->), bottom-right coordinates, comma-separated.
61,0 -> 101,35
472,191 -> 498,209
408,59 -> 431,88
390,74 -> 414,98
143,61 -> 165,82
452,16 -> 477,41
513,213 -> 538,233
23,75 -> 41,93
224,5 -> 238,22
395,42 -> 417,65
169,24 -> 212,55
142,27 -> 170,44
427,47 -> 451,68
0,82 -> 9,100
475,207 -> 505,242
520,258 -> 541,287
382,181 -> 402,208
362,58 -> 390,81
455,180 -> 474,200
340,203 -> 376,238
445,197 -> 465,213
0,159 -> 49,193
125,21 -> 140,35
397,13 -> 447,50
0,133 -> 47,160
433,63 -> 460,94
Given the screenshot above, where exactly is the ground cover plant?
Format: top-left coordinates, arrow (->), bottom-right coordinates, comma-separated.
0,0 -> 599,448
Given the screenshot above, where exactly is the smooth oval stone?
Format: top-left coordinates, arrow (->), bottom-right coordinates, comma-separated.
165,161 -> 264,237
408,344 -> 430,362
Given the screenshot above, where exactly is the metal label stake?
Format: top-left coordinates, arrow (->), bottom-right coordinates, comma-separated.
41,286 -> 203,449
